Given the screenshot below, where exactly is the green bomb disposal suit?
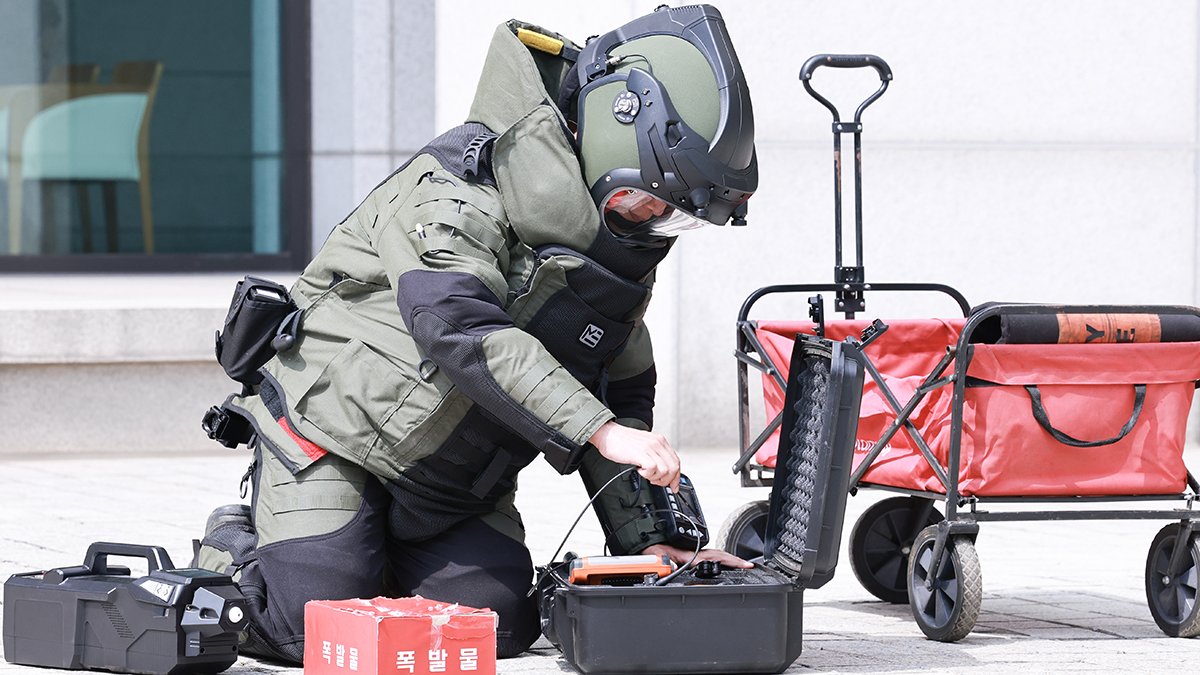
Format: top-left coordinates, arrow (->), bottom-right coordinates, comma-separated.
196,22 -> 679,662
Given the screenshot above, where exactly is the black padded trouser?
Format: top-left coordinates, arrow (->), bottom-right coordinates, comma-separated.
195,447 -> 541,664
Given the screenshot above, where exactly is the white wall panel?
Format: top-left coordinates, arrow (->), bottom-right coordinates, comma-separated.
434,1 -> 644,131
310,155 -> 354,247
393,0 -> 437,151
678,144 -> 1198,445
311,0 -> 437,245
350,0 -> 395,154
733,0 -> 1197,145
310,1 -> 355,154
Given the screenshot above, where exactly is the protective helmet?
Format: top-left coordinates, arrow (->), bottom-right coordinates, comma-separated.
564,4 -> 757,243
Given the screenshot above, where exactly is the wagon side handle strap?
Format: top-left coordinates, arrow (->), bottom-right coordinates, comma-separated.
1025,384 -> 1145,448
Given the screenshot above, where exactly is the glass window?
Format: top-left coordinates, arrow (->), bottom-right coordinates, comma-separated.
0,0 -> 309,271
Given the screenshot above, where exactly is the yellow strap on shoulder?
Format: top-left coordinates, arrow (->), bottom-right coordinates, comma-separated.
517,27 -> 564,56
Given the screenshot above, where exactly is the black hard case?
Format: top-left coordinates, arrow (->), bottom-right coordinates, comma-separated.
538,336 -> 864,674
3,543 -> 247,675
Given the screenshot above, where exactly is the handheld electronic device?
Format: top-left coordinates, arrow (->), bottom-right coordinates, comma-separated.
646,474 -> 709,550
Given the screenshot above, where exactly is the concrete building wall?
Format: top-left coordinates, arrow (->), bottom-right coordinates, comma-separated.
310,0 -> 436,248
0,275 -> 264,454
4,1 -> 1197,457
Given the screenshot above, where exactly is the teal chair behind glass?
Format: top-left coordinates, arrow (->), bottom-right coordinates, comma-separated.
0,62 -> 100,253
9,60 -> 162,254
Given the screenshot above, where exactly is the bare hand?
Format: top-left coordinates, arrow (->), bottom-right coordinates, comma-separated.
642,543 -> 754,569
588,421 -> 680,492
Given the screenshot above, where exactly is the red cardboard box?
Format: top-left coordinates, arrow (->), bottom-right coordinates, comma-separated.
303,596 -> 497,675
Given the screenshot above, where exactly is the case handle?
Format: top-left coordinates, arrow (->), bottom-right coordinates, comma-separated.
1025,384 -> 1146,448
83,542 -> 175,575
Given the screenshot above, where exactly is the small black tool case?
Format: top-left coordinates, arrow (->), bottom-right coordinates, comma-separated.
3,543 -> 248,675
537,336 -> 864,674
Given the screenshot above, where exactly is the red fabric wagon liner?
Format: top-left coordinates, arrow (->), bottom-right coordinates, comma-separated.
754,320 -> 1200,497
754,318 -> 964,471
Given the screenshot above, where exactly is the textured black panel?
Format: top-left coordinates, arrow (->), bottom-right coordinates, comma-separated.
522,287 -> 633,388
775,357 -> 829,564
389,407 -> 540,541
396,270 -> 582,468
582,226 -> 673,281
397,269 -> 514,337
422,123 -> 498,186
379,122 -> 498,189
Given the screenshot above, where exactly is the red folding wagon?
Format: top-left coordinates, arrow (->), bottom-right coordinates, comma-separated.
720,54 -> 1200,642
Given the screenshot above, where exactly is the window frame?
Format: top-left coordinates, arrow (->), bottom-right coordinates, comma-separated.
0,0 -> 312,273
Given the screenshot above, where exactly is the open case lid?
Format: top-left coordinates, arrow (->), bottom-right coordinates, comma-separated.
763,335 -> 865,588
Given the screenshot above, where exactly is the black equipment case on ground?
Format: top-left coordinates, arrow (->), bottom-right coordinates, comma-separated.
3,543 -> 248,675
537,336 -> 864,674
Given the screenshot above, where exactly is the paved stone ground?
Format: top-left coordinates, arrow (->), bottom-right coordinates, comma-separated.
2,446 -> 1197,673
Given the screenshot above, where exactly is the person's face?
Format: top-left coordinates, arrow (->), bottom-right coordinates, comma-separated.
604,189 -> 673,224
600,187 -> 709,242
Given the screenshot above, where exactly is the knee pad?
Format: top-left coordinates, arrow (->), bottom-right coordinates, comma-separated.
494,592 -> 540,658
194,506 -> 257,575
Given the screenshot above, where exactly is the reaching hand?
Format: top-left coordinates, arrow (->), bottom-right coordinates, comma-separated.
588,421 -> 681,492
642,543 -> 754,569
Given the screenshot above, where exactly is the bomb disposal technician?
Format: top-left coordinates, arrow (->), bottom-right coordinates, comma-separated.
196,4 -> 758,661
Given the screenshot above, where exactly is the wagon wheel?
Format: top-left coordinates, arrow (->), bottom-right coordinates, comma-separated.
907,524 -> 982,642
850,496 -> 944,603
1144,522 -> 1200,637
718,499 -> 772,561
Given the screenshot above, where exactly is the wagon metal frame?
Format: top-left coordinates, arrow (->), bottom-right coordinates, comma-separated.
723,54 -> 1200,641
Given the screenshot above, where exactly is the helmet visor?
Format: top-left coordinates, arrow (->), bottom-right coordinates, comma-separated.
601,188 -> 708,240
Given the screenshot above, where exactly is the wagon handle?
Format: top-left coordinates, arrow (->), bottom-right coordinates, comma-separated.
799,54 -> 892,124
800,53 -> 892,79
800,54 -> 894,318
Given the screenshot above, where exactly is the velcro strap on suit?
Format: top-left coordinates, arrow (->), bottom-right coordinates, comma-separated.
412,204 -> 506,253
470,447 -> 513,499
414,233 -> 453,257
413,187 -> 505,222
269,494 -> 364,514
540,436 -> 588,475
